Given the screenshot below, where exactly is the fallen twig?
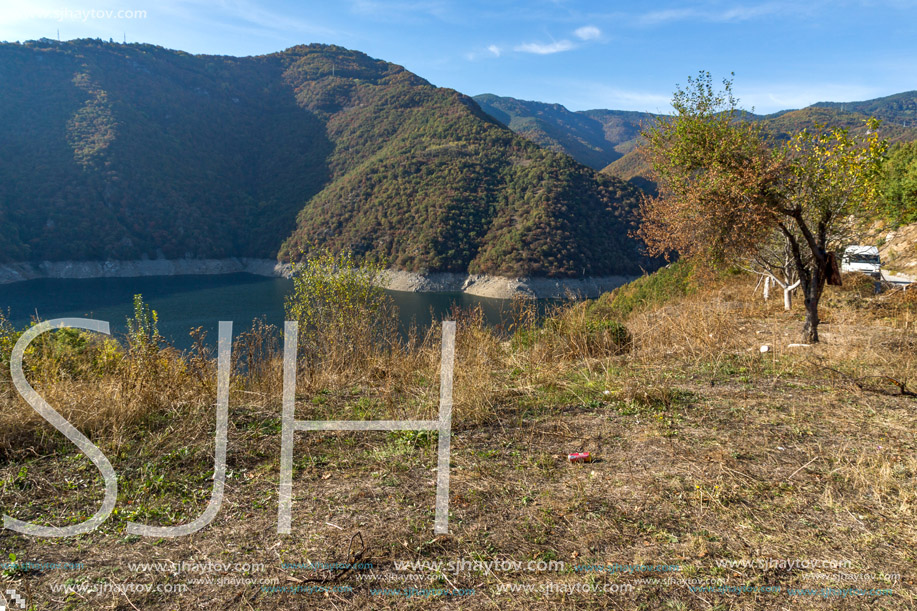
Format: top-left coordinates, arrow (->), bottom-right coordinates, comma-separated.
300,531 -> 368,584
786,456 -> 820,481
805,359 -> 916,398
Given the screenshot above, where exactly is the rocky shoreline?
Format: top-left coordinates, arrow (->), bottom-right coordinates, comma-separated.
0,260 -> 635,299
377,270 -> 635,299
0,259 -> 287,285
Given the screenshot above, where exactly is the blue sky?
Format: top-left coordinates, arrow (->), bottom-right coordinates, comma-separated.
2,0 -> 916,113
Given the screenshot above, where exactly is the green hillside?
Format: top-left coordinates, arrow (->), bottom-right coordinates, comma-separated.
758,106 -> 917,144
812,90 -> 917,127
0,40 -> 651,278
475,93 -> 917,198
602,149 -> 657,196
472,94 -> 657,170
578,108 -> 659,156
0,39 -> 330,262
603,107 -> 917,195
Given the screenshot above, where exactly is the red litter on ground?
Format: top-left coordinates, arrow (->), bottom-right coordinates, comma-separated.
568,452 -> 591,463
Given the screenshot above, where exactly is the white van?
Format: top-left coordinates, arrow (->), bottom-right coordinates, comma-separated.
841,245 -> 881,279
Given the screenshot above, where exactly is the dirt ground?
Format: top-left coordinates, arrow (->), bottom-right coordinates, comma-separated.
1,278 -> 916,610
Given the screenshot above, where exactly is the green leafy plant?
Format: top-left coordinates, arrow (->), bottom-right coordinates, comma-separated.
587,260 -> 697,320
0,309 -> 19,371
880,141 -> 917,225
126,294 -> 162,355
284,249 -> 397,373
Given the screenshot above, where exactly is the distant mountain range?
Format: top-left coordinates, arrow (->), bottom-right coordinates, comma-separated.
473,92 -> 917,193
0,39 -> 651,278
472,94 -> 655,171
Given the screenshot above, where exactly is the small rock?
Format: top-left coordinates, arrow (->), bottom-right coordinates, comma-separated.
760,345 -> 771,353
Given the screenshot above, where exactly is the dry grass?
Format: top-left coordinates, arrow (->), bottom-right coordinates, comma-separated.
1,273 -> 917,609
0,331 -> 218,458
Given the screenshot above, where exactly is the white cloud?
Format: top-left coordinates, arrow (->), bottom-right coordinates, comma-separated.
514,39 -> 574,55
717,4 -> 789,21
466,44 -> 503,60
465,44 -> 504,60
574,25 -> 601,40
638,7 -> 700,25
638,3 -> 800,25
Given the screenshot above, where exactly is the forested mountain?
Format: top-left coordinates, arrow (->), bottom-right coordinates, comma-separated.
474,92 -> 917,195
0,39 -> 652,278
471,94 -> 657,171
812,91 -> 917,127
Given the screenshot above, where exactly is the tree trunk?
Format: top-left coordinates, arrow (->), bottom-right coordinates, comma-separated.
783,280 -> 800,311
777,218 -> 826,344
802,269 -> 825,343
803,295 -> 819,343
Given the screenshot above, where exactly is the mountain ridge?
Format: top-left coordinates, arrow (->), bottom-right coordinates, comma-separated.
472,91 -> 917,192
0,39 -> 652,279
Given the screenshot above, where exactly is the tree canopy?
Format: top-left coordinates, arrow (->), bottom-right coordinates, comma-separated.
638,72 -> 887,342
880,141 -> 917,225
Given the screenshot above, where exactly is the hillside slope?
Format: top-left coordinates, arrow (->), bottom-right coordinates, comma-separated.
0,40 -> 331,262
812,90 -> 917,126
602,105 -> 917,195
472,94 -> 656,171
0,40 -> 651,278
473,92 -> 917,196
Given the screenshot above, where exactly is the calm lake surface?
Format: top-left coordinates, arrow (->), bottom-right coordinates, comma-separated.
0,274 -> 538,348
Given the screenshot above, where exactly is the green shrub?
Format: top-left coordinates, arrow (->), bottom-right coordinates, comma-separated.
0,311 -> 125,383
880,141 -> 917,226
284,249 -> 397,371
0,310 -> 19,373
584,319 -> 632,351
513,302 -> 631,361
126,294 -> 162,355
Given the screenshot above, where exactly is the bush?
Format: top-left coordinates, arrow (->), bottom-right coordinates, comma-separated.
0,310 -> 122,383
512,301 -> 631,361
585,319 -> 632,351
126,293 -> 162,355
0,310 -> 18,369
880,141 -> 917,226
284,249 -> 398,374
825,272 -> 879,303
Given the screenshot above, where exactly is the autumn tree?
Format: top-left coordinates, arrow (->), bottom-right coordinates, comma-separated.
639,72 -> 887,343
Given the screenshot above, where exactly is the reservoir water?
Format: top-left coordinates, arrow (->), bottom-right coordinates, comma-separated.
0,274 -> 531,348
